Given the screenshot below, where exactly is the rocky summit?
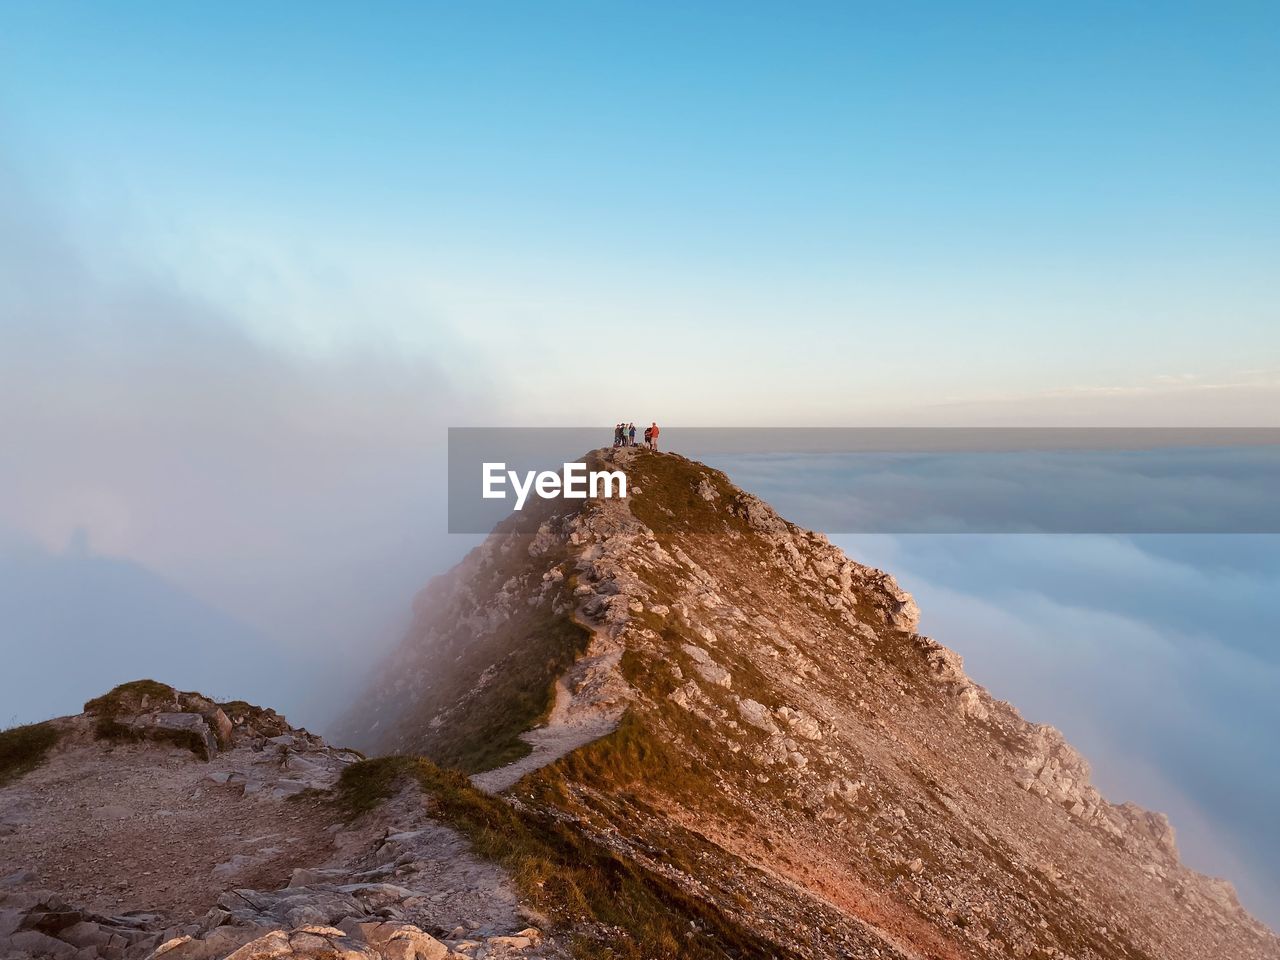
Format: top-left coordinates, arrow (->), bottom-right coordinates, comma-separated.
4,450 -> 1277,960
338,447 -> 1280,960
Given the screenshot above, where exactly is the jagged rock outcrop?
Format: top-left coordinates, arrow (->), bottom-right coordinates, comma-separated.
340,447 -> 1279,960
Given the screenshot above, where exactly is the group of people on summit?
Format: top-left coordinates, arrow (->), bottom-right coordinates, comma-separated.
613,421 -> 660,451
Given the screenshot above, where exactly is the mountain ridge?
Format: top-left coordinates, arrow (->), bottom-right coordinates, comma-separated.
5,449 -> 1273,959
339,446 -> 1277,960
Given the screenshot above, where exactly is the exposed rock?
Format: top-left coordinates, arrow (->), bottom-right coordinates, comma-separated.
208,710 -> 235,750
338,920 -> 451,959
222,927 -> 372,960
334,448 -> 1278,960
775,706 -> 822,741
957,687 -> 989,721
20,451 -> 1267,960
1,684 -> 562,960
681,645 -> 732,688
735,699 -> 779,735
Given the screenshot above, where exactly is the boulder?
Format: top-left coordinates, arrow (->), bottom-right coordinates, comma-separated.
60,921 -> 111,949
206,709 -> 235,749
736,699 -> 779,734
958,688 -> 989,721
223,926 -> 382,959
341,921 -> 451,960
776,708 -> 822,741
8,929 -> 79,958
136,714 -> 218,760
270,780 -> 312,800
148,924 -> 270,960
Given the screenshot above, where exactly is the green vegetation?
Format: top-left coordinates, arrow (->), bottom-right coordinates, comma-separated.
0,720 -> 62,787
337,756 -> 792,960
83,678 -> 179,716
423,612 -> 591,774
544,636 -> 775,807
546,711 -> 685,796
625,454 -> 748,538
337,755 -> 422,816
539,702 -> 763,823
383,502 -> 593,774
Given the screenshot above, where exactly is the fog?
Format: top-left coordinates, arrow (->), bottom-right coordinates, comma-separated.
0,161 -> 483,728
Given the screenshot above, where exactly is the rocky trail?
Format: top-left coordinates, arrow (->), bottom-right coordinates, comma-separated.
0,685 -> 565,960
469,610 -> 627,795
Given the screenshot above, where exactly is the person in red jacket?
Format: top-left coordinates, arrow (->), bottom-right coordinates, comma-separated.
649,421 -> 660,451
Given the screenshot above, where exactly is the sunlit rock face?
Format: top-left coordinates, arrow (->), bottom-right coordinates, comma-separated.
342,447 -> 1279,960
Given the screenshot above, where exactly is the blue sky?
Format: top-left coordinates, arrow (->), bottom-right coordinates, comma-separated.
0,0 -> 1278,925
1,2 -> 1277,423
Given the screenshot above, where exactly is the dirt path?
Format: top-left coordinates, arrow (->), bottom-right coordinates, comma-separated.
471,610 -> 629,794
0,718 -> 567,956
0,730 -> 341,921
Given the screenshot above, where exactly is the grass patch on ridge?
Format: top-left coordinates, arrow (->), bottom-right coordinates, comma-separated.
420,611 -> 591,774
83,678 -> 180,715
0,720 -> 62,787
336,755 -> 792,960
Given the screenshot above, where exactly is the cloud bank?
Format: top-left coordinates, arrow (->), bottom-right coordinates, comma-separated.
830,532 -> 1280,927
705,447 -> 1280,533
